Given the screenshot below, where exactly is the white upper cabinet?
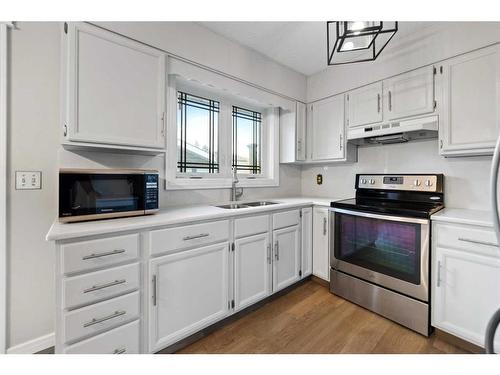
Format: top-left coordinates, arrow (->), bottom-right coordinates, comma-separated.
383,66 -> 435,121
279,102 -> 307,163
438,44 -> 500,157
64,22 -> 167,150
310,94 -> 346,161
347,81 -> 383,128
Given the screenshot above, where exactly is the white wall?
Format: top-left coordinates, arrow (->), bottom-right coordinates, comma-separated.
7,21 -> 304,351
302,140 -> 492,211
304,22 -> 500,211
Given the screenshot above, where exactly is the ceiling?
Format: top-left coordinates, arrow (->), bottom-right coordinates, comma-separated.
199,22 -> 431,76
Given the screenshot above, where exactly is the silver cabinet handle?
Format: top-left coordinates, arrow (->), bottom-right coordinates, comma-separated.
339,133 -> 343,151
437,260 -> 442,287
182,233 -> 209,241
267,244 -> 271,264
377,93 -> 381,113
83,310 -> 126,328
440,139 -> 443,149
82,249 -> 125,261
388,90 -> 392,111
152,275 -> 157,306
297,139 -> 302,152
323,217 -> 327,236
458,237 -> 498,248
161,111 -> 166,137
113,348 -> 126,354
274,241 -> 279,261
83,279 -> 126,294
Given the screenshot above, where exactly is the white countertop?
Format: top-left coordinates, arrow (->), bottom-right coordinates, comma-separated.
46,196 -> 342,241
431,208 -> 494,227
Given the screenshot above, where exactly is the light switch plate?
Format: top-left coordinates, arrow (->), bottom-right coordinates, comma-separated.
15,171 -> 42,190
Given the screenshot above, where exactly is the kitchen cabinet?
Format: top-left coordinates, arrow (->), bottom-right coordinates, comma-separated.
383,66 -> 435,121
149,242 -> 230,351
312,207 -> 329,281
272,225 -> 301,292
432,220 -> 500,351
438,44 -> 500,157
309,94 -> 356,162
347,81 -> 383,128
301,207 -> 313,278
280,102 -> 307,163
233,232 -> 272,311
63,22 -> 167,150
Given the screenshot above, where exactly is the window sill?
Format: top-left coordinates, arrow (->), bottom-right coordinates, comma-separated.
165,177 -> 279,190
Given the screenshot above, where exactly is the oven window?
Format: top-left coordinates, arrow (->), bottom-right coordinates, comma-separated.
335,212 -> 421,284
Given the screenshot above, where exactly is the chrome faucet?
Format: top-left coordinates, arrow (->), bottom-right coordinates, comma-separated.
231,167 -> 243,201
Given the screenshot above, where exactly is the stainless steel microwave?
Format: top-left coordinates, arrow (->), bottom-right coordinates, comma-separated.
59,169 -> 159,223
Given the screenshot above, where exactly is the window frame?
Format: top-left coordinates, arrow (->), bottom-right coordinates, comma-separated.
165,76 -> 279,190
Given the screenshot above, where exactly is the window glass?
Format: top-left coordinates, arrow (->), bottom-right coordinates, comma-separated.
232,106 -> 261,174
177,92 -> 219,173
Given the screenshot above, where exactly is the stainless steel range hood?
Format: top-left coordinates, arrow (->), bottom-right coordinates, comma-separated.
347,115 -> 439,146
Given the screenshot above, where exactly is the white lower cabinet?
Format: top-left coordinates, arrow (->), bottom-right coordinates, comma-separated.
272,225 -> 301,292
301,207 -> 313,277
234,232 -> 272,311
432,221 -> 500,351
149,242 -> 230,352
312,207 -> 330,281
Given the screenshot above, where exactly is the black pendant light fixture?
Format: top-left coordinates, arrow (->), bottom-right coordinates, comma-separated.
327,21 -> 398,65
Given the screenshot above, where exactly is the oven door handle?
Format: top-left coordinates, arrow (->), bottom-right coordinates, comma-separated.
331,208 -> 430,225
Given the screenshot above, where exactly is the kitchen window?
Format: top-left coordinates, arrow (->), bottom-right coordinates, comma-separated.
177,92 -> 220,174
166,78 -> 279,190
232,106 -> 261,175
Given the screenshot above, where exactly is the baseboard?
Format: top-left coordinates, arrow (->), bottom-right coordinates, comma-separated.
7,333 -> 55,354
435,329 -> 483,354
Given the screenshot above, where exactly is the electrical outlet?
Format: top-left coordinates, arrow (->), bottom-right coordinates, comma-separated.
15,171 -> 42,190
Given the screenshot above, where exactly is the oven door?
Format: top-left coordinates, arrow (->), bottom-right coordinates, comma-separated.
59,172 -> 146,221
330,208 -> 429,302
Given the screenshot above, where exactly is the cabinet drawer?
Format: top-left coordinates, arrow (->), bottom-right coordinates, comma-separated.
64,319 -> 140,354
150,220 -> 229,256
63,263 -> 140,309
273,210 -> 300,230
234,215 -> 269,238
62,234 -> 140,275
64,291 -> 140,344
434,222 -> 499,257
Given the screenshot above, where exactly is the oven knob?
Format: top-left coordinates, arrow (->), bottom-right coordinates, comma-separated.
369,179 -> 376,185
413,179 -> 421,187
425,179 -> 433,187
361,178 -> 367,184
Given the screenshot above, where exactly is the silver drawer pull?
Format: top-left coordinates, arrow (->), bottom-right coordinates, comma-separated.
458,237 -> 498,248
113,348 -> 126,354
82,249 -> 126,261
83,279 -> 126,294
83,310 -> 126,328
182,233 -> 209,241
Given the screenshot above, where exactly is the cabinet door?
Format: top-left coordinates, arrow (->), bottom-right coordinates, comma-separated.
383,66 -> 435,121
347,81 -> 383,128
296,102 -> 307,161
310,94 -> 345,161
149,242 -> 229,351
301,207 -> 313,277
65,22 -> 166,149
234,232 -> 271,311
273,226 -> 300,292
433,246 -> 500,351
438,45 -> 500,156
312,207 -> 329,281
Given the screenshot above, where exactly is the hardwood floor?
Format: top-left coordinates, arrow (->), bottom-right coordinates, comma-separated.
178,280 -> 468,354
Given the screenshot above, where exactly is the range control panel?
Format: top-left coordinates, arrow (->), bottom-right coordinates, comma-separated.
357,174 -> 442,192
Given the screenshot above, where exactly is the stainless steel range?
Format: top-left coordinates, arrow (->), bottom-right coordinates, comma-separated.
330,174 -> 444,336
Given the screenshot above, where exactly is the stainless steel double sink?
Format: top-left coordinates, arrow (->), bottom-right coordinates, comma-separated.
216,201 -> 278,209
